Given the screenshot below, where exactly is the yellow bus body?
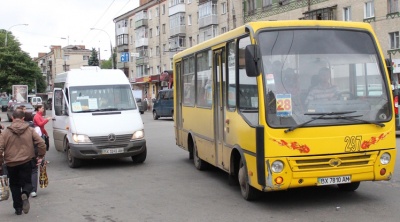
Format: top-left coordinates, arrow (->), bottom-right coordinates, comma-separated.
173,20 -> 396,199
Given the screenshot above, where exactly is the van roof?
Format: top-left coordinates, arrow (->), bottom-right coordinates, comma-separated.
55,68 -> 129,86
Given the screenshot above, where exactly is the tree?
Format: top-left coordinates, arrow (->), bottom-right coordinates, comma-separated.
88,48 -> 99,66
0,30 -> 46,94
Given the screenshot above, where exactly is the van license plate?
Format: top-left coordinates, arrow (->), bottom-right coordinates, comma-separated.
317,176 -> 351,186
102,148 -> 124,154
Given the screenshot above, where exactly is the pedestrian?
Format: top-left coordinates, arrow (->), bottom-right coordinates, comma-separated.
33,105 -> 51,151
0,109 -> 46,215
28,121 -> 43,198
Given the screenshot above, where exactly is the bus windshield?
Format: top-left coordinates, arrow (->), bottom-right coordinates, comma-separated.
258,29 -> 391,128
69,85 -> 136,113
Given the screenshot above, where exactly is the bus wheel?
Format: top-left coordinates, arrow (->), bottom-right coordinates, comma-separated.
337,182 -> 360,191
193,142 -> 207,170
131,146 -> 147,163
153,111 -> 159,120
238,159 -> 259,201
66,141 -> 82,168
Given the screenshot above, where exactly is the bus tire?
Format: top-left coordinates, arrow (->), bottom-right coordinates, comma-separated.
131,146 -> 147,163
193,141 -> 207,170
66,141 -> 82,168
238,159 -> 259,201
337,182 -> 360,191
153,111 -> 159,120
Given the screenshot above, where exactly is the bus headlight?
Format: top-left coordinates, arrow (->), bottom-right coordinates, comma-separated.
271,160 -> 284,173
380,153 -> 391,165
72,134 -> 91,143
131,130 -> 144,140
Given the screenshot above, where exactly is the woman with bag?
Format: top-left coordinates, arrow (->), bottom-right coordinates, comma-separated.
33,105 -> 51,151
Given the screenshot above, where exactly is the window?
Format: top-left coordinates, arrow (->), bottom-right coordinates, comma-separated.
196,50 -> 212,107
149,48 -> 152,57
156,7 -> 159,17
365,1 -> 374,18
149,28 -> 153,38
130,19 -> 133,28
246,0 -> 255,15
83,56 -> 89,60
130,35 -> 133,45
156,46 -> 160,56
162,4 -> 165,15
163,44 -> 166,54
156,26 -> 160,36
64,55 -> 69,61
188,15 -> 192,26
221,27 -> 227,34
388,0 -> 399,13
189,37 -> 193,47
227,41 -> 236,110
343,7 -> 351,21
302,6 -> 337,20
263,0 -> 272,8
162,24 -> 166,34
157,65 -> 160,74
222,2 -> 227,14
149,10 -> 152,20
390,31 -> 400,49
183,56 -> 195,106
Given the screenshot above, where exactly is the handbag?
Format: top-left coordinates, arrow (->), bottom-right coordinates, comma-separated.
0,175 -> 10,201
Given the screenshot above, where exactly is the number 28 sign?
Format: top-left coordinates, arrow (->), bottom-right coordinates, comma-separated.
276,94 -> 292,117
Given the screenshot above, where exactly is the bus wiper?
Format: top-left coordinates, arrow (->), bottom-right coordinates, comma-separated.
284,111 -> 357,133
75,108 -> 119,113
317,115 -> 385,127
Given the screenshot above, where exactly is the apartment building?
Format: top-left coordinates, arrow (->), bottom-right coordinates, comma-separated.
113,0 -> 244,102
34,45 -> 91,92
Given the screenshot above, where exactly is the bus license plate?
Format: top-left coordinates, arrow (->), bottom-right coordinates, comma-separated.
317,176 -> 351,186
102,148 -> 124,154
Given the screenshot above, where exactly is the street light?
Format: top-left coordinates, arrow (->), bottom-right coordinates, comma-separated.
5,23 -> 28,47
90,28 -> 114,69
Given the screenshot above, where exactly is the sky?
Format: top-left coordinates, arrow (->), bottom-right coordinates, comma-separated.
1,0 -> 139,60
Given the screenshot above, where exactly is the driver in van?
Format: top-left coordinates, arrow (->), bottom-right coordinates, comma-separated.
305,67 -> 338,104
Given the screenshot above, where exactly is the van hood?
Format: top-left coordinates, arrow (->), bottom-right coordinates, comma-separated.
70,111 -> 143,136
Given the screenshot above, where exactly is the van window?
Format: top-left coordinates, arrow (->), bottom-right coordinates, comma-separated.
69,85 -> 136,112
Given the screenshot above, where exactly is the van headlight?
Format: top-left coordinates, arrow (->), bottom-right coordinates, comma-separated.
270,160 -> 284,173
72,134 -> 91,143
380,152 -> 391,165
131,130 -> 144,140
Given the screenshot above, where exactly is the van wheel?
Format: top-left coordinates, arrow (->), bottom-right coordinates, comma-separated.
193,141 -> 207,170
337,182 -> 360,191
153,111 -> 159,120
66,141 -> 82,168
131,146 -> 147,163
238,159 -> 260,201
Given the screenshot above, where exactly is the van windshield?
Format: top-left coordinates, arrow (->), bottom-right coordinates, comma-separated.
69,85 -> 136,113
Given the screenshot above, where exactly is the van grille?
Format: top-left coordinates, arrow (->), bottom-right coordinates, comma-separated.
288,152 -> 378,171
89,134 -> 132,149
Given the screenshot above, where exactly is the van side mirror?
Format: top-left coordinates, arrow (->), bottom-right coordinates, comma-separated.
245,44 -> 260,77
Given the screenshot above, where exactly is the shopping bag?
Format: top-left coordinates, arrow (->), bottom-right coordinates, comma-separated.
39,161 -> 48,188
0,175 -> 10,201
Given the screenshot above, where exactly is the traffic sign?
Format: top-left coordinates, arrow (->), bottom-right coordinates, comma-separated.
120,52 -> 130,62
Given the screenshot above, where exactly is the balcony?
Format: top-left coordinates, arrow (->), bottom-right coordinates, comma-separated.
169,3 -> 185,16
135,38 -> 149,48
199,14 -> 218,28
136,57 -> 149,66
116,61 -> 129,69
135,19 -> 148,29
170,25 -> 186,37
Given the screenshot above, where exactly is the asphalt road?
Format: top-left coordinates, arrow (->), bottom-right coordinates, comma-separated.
0,110 -> 399,222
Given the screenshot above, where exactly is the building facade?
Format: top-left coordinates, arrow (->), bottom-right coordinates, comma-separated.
34,45 -> 91,92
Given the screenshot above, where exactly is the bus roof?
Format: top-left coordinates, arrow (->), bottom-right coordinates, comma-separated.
174,20 -> 374,60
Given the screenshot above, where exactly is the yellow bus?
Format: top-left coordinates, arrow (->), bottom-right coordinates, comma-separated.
173,21 -> 396,200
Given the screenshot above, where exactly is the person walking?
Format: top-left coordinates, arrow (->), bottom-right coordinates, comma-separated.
28,121 -> 43,198
33,105 -> 51,151
0,109 -> 46,215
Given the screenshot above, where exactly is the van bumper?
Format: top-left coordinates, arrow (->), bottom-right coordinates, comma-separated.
68,139 -> 146,159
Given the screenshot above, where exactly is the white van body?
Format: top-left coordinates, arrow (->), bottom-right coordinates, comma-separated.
52,67 -> 146,168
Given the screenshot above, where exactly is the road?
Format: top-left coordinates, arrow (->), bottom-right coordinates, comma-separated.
0,111 -> 400,222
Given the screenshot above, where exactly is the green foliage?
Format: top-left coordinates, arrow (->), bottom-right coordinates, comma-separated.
100,58 -> 112,69
89,48 -> 99,66
0,30 -> 46,94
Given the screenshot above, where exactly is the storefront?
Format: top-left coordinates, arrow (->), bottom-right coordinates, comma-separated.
133,75 -> 160,111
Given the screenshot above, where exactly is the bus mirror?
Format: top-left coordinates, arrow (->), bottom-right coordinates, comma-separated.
385,58 -> 393,76
245,45 -> 260,77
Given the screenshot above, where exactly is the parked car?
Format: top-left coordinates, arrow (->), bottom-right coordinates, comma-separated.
153,89 -> 173,120
7,102 -> 35,122
135,98 -> 146,114
46,98 -> 53,110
